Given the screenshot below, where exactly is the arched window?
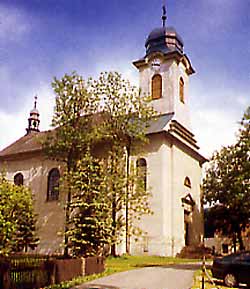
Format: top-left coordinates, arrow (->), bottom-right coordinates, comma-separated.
184,176 -> 191,188
47,168 -> 60,201
179,77 -> 184,103
14,173 -> 24,186
136,158 -> 147,191
151,74 -> 162,100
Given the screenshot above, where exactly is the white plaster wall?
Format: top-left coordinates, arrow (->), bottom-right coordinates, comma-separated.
0,155 -> 65,254
139,60 -> 175,115
130,134 -> 172,256
172,61 -> 192,131
0,136 -> 203,257
138,59 -> 192,131
129,134 -> 203,257
171,144 -> 203,255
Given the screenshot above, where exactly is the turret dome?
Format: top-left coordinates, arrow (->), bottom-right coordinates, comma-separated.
30,108 -> 39,115
26,96 -> 40,135
145,26 -> 184,56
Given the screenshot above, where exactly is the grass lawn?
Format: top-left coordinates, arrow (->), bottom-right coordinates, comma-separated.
106,254 -> 199,272
191,269 -> 239,289
46,255 -> 201,288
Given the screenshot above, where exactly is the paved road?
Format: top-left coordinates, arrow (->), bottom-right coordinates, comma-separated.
75,264 -> 201,289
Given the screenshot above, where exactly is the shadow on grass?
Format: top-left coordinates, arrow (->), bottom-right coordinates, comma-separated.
214,279 -> 249,288
197,277 -> 249,289
139,263 -> 208,271
74,285 -> 119,289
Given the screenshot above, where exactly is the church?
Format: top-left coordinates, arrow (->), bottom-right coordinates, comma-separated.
0,9 -> 206,256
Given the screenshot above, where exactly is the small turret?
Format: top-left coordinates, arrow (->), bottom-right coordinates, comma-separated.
26,96 -> 40,134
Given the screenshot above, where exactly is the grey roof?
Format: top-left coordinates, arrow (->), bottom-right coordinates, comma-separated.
146,113 -> 174,134
0,114 -> 174,158
146,27 -> 183,46
0,112 -> 206,164
145,26 -> 184,56
0,131 -> 47,159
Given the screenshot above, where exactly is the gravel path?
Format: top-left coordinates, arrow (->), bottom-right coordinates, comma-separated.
75,263 -> 200,289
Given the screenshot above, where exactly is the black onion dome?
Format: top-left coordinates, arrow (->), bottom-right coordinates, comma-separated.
145,26 -> 184,56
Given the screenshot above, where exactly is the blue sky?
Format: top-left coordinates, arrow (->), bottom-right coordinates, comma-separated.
0,0 -> 249,157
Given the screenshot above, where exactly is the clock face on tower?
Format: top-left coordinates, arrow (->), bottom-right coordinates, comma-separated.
151,57 -> 161,71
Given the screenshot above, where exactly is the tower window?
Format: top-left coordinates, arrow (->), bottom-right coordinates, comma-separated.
136,158 -> 147,191
14,173 -> 24,186
184,177 -> 191,188
179,77 -> 184,103
151,74 -> 162,100
47,168 -> 60,201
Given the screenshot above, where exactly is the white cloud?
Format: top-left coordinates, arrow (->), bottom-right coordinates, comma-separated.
0,58 -> 246,162
0,4 -> 30,42
35,83 -> 54,131
0,110 -> 25,150
94,59 -> 139,86
192,107 -> 240,159
0,83 -> 54,150
236,95 -> 249,107
189,78 -> 248,158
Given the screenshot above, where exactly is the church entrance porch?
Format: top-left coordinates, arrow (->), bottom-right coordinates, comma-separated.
182,193 -> 195,247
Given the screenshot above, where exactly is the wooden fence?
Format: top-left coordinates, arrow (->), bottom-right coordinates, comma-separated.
0,254 -> 104,289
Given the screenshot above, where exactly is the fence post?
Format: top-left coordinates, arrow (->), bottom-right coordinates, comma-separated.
3,269 -> 11,289
201,255 -> 205,289
47,259 -> 56,285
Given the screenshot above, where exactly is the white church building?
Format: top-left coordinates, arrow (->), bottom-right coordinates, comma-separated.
0,11 -> 206,256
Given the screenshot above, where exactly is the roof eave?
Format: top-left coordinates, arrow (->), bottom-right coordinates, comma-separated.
0,149 -> 43,161
146,130 -> 207,165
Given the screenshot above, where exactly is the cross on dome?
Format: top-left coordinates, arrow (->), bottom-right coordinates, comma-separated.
34,95 -> 38,109
162,3 -> 167,27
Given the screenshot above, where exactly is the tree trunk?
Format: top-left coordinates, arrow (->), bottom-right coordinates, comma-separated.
110,152 -> 117,257
111,244 -> 116,257
111,198 -> 117,257
125,144 -> 130,254
237,229 -> 245,251
64,157 -> 74,257
64,178 -> 72,257
232,233 -> 237,252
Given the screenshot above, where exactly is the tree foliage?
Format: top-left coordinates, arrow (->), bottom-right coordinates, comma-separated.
0,175 -> 39,255
67,149 -> 113,257
44,72 -> 100,169
44,71 -> 155,256
92,72 -> 155,255
203,107 -> 250,249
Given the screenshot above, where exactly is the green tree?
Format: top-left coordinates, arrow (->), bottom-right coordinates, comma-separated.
43,72 -> 101,256
44,72 -> 100,168
91,72 -> 155,255
45,71 -> 155,256
67,148 -> 113,257
0,175 -> 39,255
203,107 -> 250,250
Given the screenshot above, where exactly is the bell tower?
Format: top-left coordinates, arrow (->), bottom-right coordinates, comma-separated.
26,96 -> 40,135
133,5 -> 195,131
